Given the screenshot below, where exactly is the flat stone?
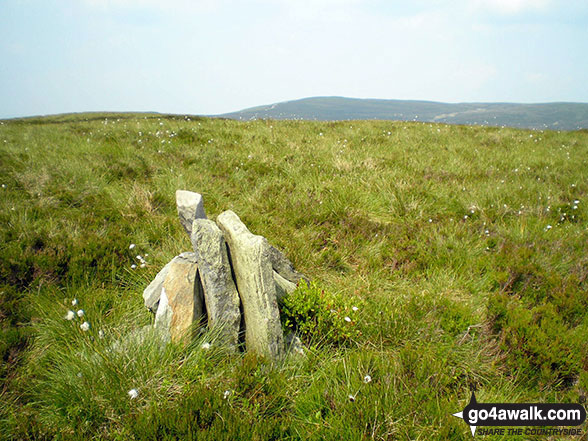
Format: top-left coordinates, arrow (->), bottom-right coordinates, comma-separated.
154,287 -> 172,332
268,244 -> 309,285
143,261 -> 172,312
216,210 -> 284,360
176,190 -> 207,236
142,252 -> 197,312
191,219 -> 241,350
163,253 -> 206,343
273,271 -> 297,301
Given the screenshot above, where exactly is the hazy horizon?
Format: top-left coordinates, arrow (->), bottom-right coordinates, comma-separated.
1,0 -> 587,119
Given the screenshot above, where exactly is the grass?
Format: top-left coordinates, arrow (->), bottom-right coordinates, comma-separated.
0,113 -> 587,440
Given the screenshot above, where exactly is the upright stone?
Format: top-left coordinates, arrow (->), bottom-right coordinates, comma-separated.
176,190 -> 206,236
216,210 -> 284,360
162,252 -> 206,343
191,219 -> 241,351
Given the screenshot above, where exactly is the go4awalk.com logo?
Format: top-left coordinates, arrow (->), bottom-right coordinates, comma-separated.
452,392 -> 586,437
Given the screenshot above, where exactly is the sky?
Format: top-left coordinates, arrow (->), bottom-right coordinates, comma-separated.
1,0 -> 587,118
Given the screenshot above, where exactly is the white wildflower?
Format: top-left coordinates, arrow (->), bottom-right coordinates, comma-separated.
128,389 -> 139,399
72,298 -> 78,306
65,310 -> 75,320
98,330 -> 104,339
129,243 -> 136,250
344,316 -> 352,323
201,342 -> 211,350
80,321 -> 90,331
77,309 -> 85,317
363,375 -> 372,383
352,306 -> 359,312
223,390 -> 231,399
131,264 -> 137,269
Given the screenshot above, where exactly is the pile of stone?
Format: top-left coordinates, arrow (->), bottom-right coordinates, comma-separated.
142,190 -> 308,360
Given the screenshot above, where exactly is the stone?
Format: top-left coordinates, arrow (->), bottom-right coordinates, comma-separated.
273,271 -> 297,301
162,252 -> 206,343
216,210 -> 284,360
143,261 -> 172,312
176,190 -> 207,236
154,287 -> 172,331
268,244 -> 308,285
143,252 -> 198,312
285,332 -> 305,357
191,218 -> 241,350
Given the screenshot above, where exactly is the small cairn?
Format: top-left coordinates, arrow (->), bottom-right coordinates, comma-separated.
142,190 -> 308,360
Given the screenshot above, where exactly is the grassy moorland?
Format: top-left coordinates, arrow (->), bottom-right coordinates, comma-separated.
0,113 -> 587,440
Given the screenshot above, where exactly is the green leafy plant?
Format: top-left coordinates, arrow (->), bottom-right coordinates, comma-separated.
279,281 -> 362,346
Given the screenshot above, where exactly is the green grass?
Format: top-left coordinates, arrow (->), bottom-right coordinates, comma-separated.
0,113 -> 587,440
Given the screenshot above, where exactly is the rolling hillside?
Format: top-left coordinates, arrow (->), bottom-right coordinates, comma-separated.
1,113 -> 587,439
220,96 -> 588,130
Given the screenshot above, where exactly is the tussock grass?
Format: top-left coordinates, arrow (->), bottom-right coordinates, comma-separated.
0,114 -> 587,439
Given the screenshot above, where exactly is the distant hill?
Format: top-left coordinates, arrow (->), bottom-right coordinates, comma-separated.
219,96 -> 588,130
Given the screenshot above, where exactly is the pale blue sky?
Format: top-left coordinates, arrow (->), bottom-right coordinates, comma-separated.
1,0 -> 587,118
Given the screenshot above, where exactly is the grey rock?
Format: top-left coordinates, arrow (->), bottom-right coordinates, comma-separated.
176,190 -> 207,236
268,244 -> 309,285
191,219 -> 241,350
273,271 -> 297,301
285,332 -> 305,357
143,261 -> 172,312
162,253 -> 206,343
154,287 -> 172,332
216,210 -> 284,360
